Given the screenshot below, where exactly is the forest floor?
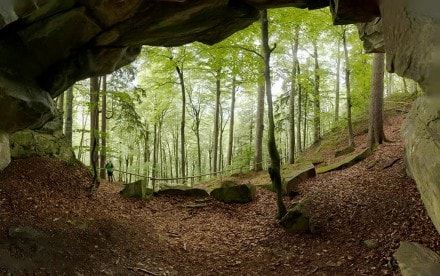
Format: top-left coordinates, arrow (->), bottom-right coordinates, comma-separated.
1,111 -> 440,275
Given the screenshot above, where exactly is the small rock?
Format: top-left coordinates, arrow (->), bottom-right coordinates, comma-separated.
364,239 -> 379,249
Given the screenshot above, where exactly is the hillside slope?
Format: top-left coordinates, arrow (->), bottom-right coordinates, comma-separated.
0,112 -> 439,275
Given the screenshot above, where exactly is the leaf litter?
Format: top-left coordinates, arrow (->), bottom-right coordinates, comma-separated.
0,113 -> 439,275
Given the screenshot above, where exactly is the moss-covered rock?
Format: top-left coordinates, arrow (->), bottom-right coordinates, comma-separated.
281,162 -> 316,195
156,186 -> 209,197
335,146 -> 355,157
120,180 -> 153,200
9,117 -> 75,163
316,148 -> 372,174
280,199 -> 310,233
210,182 -> 256,203
0,132 -> 11,171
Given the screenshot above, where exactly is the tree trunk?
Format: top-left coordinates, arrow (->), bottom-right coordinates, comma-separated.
90,77 -> 100,188
303,90 -> 308,150
312,41 -> 321,143
227,76 -> 236,166
297,64 -> 302,153
77,113 -> 88,162
65,86 -> 74,148
152,122 -> 158,190
342,28 -> 355,147
254,74 -> 265,171
335,37 -> 341,122
176,66 -> 186,181
261,9 -> 287,218
100,75 -> 107,179
213,69 -> 221,174
402,77 -> 408,93
367,53 -> 386,149
387,73 -> 393,95
57,92 -> 65,128
288,27 -> 299,164
195,118 -> 202,181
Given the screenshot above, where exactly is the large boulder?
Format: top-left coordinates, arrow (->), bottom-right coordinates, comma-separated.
120,180 -> 153,200
280,199 -> 310,233
403,96 -> 440,233
156,186 -> 209,197
394,241 -> 440,276
210,181 -> 256,203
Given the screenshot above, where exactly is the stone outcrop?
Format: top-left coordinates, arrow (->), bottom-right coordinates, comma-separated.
394,241 -> 440,276
0,0 -> 345,172
9,116 -> 75,163
0,132 -> 10,170
403,96 -> 440,233
316,148 -> 371,174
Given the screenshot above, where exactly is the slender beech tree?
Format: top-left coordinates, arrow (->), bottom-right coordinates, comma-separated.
227,76 -> 237,166
297,63 -> 302,153
312,41 -> 321,143
65,86 -> 74,147
57,92 -> 65,123
342,28 -> 355,147
261,9 -> 287,218
212,69 -> 222,174
100,75 -> 108,179
367,53 -> 385,148
255,74 -> 265,171
175,65 -> 186,181
335,38 -> 341,122
288,27 -> 299,164
90,76 -> 100,188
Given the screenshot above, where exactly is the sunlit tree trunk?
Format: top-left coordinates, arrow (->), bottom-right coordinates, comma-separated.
303,90 -> 308,150
297,64 -> 302,153
176,66 -> 186,181
227,77 -> 237,166
254,76 -> 265,171
342,28 -> 355,147
368,53 -> 385,149
261,9 -> 287,218
312,41 -> 321,143
213,69 -> 221,174
335,37 -> 341,122
288,27 -> 299,164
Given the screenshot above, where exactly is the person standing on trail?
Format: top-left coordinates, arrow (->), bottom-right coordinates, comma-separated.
105,160 -> 114,182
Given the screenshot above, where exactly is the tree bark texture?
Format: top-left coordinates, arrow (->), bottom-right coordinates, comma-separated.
227,77 -> 236,166
368,53 -> 385,148
342,29 -> 355,147
261,9 -> 287,218
288,27 -> 299,164
65,86 -> 73,148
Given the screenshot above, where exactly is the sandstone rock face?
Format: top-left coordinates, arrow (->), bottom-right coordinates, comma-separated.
0,132 -> 10,171
0,0 -> 339,140
9,117 -> 75,163
377,0 -> 440,94
403,96 -> 440,233
394,241 -> 440,276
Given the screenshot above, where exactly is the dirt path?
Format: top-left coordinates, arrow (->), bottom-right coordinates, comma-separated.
1,114 -> 439,275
